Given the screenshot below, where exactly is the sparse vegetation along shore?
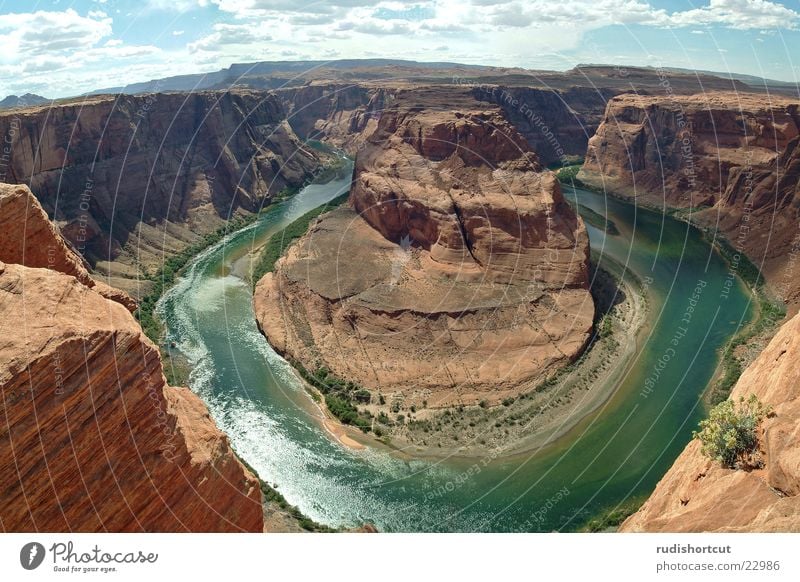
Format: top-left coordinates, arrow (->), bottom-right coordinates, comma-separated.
250,191 -> 350,286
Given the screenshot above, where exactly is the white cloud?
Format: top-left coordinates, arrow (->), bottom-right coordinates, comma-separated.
209,0 -> 378,17
0,9 -> 164,97
478,0 -> 798,31
188,22 -> 273,53
145,0 -> 203,11
667,0 -> 799,30
2,0 -> 799,98
170,0 -> 800,89
0,9 -> 112,59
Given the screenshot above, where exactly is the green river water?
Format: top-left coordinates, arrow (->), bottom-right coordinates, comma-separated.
157,161 -> 754,532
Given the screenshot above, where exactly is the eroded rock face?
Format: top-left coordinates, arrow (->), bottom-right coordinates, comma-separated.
255,91 -> 593,407
621,311 -> 800,532
0,91 -> 322,294
277,83 -> 386,153
0,186 -> 263,532
473,86 -> 614,165
0,183 -> 94,286
0,183 -> 136,311
581,92 -> 800,305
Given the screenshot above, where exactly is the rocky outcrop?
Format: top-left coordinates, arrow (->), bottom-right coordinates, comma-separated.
473,86 -> 615,165
0,91 -> 323,296
621,310 -> 800,532
277,83 -> 386,153
0,183 -> 136,311
581,92 -> 800,305
255,90 -> 593,407
0,184 -> 95,286
273,66 -> 751,167
280,83 -> 615,166
0,185 -> 264,532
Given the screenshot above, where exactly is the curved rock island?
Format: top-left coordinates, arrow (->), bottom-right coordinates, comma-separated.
255,91 -> 593,408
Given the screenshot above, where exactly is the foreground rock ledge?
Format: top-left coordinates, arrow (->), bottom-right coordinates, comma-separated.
0,184 -> 263,532
255,91 -> 594,408
621,311 -> 800,532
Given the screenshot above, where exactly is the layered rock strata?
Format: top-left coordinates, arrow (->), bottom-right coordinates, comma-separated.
581,92 -> 800,305
255,91 -> 593,407
0,91 -> 323,296
0,185 -> 264,532
0,183 -> 136,311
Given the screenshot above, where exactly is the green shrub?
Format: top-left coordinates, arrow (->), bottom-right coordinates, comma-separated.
325,394 -> 371,433
693,394 -> 772,468
354,389 -> 372,403
555,164 -> 582,183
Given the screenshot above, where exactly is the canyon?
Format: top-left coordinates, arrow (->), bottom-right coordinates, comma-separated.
582,92 -> 800,306
0,91 -> 324,299
579,90 -> 800,532
1,59 -> 799,532
255,88 -> 593,407
271,63 -> 753,166
621,309 -> 800,532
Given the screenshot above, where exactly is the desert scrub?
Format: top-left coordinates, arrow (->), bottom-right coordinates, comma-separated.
554,163 -> 583,184
706,235 -> 786,404
694,394 -> 772,469
293,363 -> 376,433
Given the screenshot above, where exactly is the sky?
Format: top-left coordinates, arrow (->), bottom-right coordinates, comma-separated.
0,0 -> 798,98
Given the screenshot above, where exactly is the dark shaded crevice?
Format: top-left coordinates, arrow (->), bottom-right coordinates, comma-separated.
447,193 -> 482,267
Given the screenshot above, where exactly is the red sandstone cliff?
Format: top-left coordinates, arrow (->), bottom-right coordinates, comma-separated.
277,83 -> 387,153
0,91 -> 323,297
0,183 -> 136,311
581,92 -> 800,305
255,90 -> 593,407
0,183 -> 264,532
621,310 -> 800,532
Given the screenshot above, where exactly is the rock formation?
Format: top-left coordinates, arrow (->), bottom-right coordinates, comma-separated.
0,183 -> 137,311
277,83 -> 386,153
621,310 -> 800,532
581,92 -> 800,304
247,64 -> 755,167
255,90 -> 593,407
0,184 -> 264,532
472,86 -> 614,165
0,91 -> 323,297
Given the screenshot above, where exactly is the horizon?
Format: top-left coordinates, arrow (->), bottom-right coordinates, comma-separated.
1,1 -> 799,98
2,57 -> 798,102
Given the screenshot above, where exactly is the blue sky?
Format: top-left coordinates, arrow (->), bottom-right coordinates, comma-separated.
0,0 -> 798,97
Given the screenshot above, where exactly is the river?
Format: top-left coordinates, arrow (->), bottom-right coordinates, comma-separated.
157,161 -> 753,532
